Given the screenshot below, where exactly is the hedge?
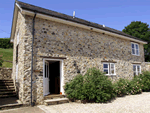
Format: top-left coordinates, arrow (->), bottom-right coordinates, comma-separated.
0,38 -> 13,49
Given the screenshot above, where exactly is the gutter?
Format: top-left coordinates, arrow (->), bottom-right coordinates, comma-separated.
21,9 -> 147,44
31,12 -> 36,106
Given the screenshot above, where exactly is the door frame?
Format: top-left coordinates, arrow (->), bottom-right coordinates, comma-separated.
43,58 -> 64,96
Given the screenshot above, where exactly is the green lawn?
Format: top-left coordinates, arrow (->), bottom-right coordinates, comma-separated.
0,48 -> 13,68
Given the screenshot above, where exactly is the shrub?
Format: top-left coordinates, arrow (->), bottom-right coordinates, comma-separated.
140,71 -> 150,92
64,74 -> 85,100
64,68 -> 116,103
113,78 -> 129,96
0,38 -> 13,49
82,68 -> 115,103
127,75 -> 143,95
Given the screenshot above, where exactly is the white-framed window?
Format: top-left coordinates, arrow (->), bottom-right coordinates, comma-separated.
131,42 -> 139,56
133,64 -> 141,76
103,63 -> 116,75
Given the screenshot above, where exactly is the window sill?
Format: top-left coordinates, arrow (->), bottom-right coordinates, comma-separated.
132,54 -> 140,56
105,74 -> 116,76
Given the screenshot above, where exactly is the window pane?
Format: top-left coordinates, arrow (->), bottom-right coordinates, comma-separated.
134,72 -> 136,76
132,44 -> 135,49
104,69 -> 108,74
111,64 -> 114,68
47,65 -> 48,78
103,64 -> 108,68
137,66 -> 140,71
133,65 -> 136,71
136,44 -> 139,49
111,70 -> 114,74
132,49 -> 135,54
136,50 -> 139,55
45,64 -> 46,78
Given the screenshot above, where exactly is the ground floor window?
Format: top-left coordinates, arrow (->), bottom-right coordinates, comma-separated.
133,64 -> 141,76
103,63 -> 115,75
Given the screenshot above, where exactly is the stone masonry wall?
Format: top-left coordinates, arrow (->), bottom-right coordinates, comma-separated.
12,11 -> 26,102
0,68 -> 12,80
141,62 -> 150,72
21,15 -> 146,105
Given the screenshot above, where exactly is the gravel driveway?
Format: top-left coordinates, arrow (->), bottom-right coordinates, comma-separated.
38,92 -> 150,113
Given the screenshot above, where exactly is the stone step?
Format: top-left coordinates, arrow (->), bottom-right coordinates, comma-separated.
0,89 -> 15,92
44,98 -> 69,105
0,83 -> 14,86
0,91 -> 16,95
0,86 -> 15,89
0,81 -> 13,83
0,103 -> 23,110
0,94 -> 17,98
0,79 -> 13,82
44,94 -> 66,99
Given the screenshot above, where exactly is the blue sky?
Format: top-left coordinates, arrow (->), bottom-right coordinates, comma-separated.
0,0 -> 150,38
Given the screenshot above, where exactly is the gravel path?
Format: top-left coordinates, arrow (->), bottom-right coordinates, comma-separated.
38,92 -> 150,113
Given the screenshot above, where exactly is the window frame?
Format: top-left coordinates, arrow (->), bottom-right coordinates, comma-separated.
133,64 -> 141,76
103,62 -> 116,75
131,42 -> 140,56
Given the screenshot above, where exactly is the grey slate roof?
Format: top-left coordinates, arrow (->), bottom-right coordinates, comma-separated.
16,0 -> 147,43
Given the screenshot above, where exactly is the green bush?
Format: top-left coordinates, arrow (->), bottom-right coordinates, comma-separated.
127,75 -> 143,95
0,38 -> 13,49
113,78 -> 129,96
82,68 -> 115,103
140,71 -> 150,92
64,68 -> 116,103
64,74 -> 85,100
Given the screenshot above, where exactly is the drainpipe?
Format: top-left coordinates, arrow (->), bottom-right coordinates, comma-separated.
31,12 -> 36,106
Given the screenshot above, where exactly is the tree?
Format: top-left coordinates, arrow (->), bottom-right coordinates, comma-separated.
122,21 -> 150,62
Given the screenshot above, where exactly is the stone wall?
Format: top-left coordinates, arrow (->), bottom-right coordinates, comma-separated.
0,67 -> 12,80
13,13 -> 146,105
141,62 -> 150,72
12,11 -> 26,103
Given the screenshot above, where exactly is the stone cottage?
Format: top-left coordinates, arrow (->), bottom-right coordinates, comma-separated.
10,1 -> 149,105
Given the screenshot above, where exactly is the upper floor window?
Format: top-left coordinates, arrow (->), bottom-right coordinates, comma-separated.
131,43 -> 139,56
133,64 -> 141,76
103,63 -> 116,75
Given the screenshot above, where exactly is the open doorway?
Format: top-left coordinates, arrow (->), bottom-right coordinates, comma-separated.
43,58 -> 64,96
49,61 -> 60,94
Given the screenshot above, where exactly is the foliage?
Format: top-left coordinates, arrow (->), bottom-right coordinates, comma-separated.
122,21 -> 150,62
0,38 -> 13,49
64,74 -> 85,100
82,68 -> 115,103
113,78 -> 129,96
140,71 -> 150,92
127,75 -> 143,95
65,68 -> 116,103
0,48 -> 13,68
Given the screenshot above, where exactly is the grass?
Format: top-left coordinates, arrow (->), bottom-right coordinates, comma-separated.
0,48 -> 13,68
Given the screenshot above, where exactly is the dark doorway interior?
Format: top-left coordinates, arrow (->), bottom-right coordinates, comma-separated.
49,61 -> 60,94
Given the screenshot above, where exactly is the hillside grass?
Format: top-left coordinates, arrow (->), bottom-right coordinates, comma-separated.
0,48 -> 13,68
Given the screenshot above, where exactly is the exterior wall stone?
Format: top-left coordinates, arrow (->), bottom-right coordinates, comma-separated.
141,62 -> 150,72
0,68 -> 12,79
13,13 -> 147,105
12,11 -> 26,102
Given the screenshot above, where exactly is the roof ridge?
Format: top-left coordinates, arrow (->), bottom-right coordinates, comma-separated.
16,0 -> 147,43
